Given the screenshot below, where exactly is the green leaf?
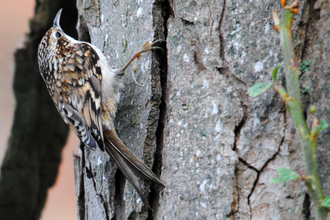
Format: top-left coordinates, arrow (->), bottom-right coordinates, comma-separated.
271,168 -> 300,183
302,87 -> 309,94
271,177 -> 286,183
310,106 -> 316,114
247,82 -> 273,97
322,196 -> 330,208
299,61 -> 312,74
272,63 -> 282,81
317,119 -> 328,132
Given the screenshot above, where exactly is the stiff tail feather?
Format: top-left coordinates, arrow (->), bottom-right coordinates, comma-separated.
103,129 -> 164,207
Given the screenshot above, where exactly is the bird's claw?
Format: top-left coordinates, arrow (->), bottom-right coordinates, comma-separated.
122,39 -> 165,86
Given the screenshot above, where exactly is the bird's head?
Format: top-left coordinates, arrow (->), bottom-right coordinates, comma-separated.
37,9 -> 72,90
38,9 -> 71,58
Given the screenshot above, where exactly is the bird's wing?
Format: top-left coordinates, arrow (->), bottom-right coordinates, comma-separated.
58,101 -> 100,149
55,42 -> 104,150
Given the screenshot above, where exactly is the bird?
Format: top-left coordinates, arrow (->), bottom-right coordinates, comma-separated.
37,8 -> 164,207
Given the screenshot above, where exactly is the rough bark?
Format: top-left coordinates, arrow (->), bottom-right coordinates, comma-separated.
74,0 -> 330,219
74,0 -> 164,219
0,1 -> 76,220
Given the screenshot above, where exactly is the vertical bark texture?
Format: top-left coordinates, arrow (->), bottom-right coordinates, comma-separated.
0,0 -> 77,220
75,0 -> 330,219
75,0 -> 164,219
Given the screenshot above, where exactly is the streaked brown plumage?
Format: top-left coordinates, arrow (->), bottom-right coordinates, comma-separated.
38,9 -> 164,207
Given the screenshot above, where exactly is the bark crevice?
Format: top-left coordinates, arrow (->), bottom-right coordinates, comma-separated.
114,169 -> 126,220
147,0 -> 170,218
218,0 -> 229,75
246,137 -> 284,215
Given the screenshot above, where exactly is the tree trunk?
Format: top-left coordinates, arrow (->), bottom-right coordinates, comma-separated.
0,1 -> 77,220
75,0 -> 330,219
74,0 -> 165,219
5,0 -> 328,219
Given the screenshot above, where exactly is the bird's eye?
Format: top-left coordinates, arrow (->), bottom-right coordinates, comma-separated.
55,32 -> 62,38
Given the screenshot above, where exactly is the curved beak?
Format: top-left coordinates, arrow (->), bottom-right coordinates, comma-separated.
53,9 -> 63,28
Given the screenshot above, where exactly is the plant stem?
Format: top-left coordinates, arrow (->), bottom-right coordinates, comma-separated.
278,1 -> 328,219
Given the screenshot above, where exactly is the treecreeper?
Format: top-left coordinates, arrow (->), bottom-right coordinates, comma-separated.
37,9 -> 164,208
